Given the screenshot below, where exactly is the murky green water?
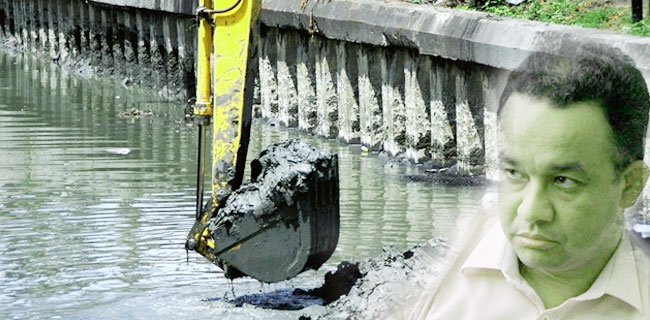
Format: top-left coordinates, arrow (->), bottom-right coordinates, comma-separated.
0,51 -> 487,319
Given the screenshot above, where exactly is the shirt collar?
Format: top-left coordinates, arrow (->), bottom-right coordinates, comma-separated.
461,220 -> 507,272
587,234 -> 643,312
460,221 -> 643,312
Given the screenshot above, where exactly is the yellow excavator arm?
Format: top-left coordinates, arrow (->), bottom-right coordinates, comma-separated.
187,0 -> 261,264
185,0 -> 339,283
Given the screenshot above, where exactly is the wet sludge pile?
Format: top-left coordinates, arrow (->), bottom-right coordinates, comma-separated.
203,139 -> 452,318
204,139 -> 340,283
309,238 -> 449,319
218,238 -> 450,319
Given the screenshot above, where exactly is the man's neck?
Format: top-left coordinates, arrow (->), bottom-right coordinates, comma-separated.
519,239 -> 621,309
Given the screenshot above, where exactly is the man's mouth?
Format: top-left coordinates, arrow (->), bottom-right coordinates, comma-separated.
514,233 -> 558,250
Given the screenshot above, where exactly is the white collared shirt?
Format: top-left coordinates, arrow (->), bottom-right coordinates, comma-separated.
407,216 -> 650,320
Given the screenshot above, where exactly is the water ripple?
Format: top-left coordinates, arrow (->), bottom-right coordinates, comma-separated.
0,52 -> 487,319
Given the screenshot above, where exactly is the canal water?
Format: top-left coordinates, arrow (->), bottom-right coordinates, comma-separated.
0,51 -> 488,319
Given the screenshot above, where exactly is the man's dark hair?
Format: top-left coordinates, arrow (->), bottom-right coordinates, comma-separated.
498,43 -> 650,171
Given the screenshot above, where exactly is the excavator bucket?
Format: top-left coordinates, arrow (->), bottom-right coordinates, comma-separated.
185,0 -> 340,283
193,139 -> 339,282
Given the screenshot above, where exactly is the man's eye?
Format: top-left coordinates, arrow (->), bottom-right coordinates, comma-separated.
503,168 -> 526,182
553,176 -> 578,189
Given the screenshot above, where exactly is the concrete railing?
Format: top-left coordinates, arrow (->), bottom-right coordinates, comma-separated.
3,0 -> 650,179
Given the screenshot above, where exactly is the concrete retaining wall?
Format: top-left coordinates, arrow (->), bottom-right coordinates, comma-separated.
255,26 -> 496,176
0,0 -> 196,98
255,0 -> 650,178
3,0 -> 650,178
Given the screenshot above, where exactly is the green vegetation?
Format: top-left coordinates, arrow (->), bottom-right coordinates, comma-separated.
454,0 -> 650,36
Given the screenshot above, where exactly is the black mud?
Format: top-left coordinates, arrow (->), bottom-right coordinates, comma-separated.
212,238 -> 448,319
312,238 -> 448,319
209,138 -> 336,227
206,138 -> 340,282
203,139 -> 452,317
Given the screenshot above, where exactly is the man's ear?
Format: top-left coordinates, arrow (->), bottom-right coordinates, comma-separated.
620,160 -> 649,208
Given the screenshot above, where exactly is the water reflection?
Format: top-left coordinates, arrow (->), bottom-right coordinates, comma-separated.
0,51 -> 487,319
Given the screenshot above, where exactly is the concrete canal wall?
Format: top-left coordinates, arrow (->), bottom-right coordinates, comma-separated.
0,0 -> 197,98
2,0 -> 650,179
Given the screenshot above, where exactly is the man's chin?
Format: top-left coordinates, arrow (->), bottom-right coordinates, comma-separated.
513,245 -> 563,270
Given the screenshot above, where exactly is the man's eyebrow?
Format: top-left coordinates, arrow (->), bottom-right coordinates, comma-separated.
550,162 -> 587,175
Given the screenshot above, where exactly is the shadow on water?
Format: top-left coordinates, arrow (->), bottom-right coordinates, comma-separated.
204,289 -> 325,310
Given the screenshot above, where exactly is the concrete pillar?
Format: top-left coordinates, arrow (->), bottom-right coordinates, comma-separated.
47,0 -> 58,58
484,109 -> 498,180
88,4 -> 102,67
149,14 -> 167,94
2,0 -> 9,39
336,41 -> 360,143
176,16 -> 194,99
67,0 -> 79,58
135,11 -> 152,80
77,0 -> 88,56
429,59 -> 455,166
16,0 -> 25,47
9,0 -> 21,46
37,0 -> 48,49
276,31 -> 299,127
28,0 -> 38,49
100,8 -> 114,73
381,49 -> 407,156
163,15 -> 181,97
315,37 -> 338,138
3,0 -> 10,39
20,0 -> 29,48
358,45 -> 384,151
454,64 -> 485,175
8,0 -> 16,41
404,53 -> 432,163
57,0 -> 71,61
296,34 -> 317,132
111,10 -> 126,74
1,0 -> 9,39
0,0 -> 5,38
482,69 -> 503,181
122,11 -> 137,81
259,26 -> 279,119
8,1 -> 17,43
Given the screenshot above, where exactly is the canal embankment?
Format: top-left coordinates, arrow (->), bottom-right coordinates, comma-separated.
3,0 -> 650,179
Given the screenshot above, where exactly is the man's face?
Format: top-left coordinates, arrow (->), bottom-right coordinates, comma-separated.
498,92 -> 626,274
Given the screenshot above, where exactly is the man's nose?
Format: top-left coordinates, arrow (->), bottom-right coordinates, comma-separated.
517,180 -> 554,224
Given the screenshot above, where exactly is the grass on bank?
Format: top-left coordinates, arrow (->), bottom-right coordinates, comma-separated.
449,0 -> 650,36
